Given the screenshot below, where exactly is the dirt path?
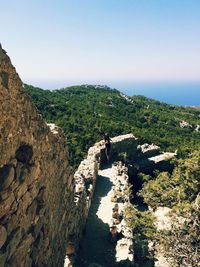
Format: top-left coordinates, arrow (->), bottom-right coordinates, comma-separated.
74,165 -> 117,267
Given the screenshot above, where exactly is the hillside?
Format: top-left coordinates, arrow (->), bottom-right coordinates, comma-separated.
25,84 -> 200,168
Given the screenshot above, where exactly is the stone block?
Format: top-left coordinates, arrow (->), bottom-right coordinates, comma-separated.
34,230 -> 44,249
19,191 -> 32,214
0,190 -> 11,201
0,192 -> 15,219
30,219 -> 43,238
18,168 -> 29,183
0,165 -> 15,191
0,225 -> 7,249
8,234 -> 33,267
26,199 -> 37,219
30,163 -> 41,181
6,213 -> 19,235
29,245 -> 38,264
7,228 -> 25,258
10,158 -> 17,168
14,182 -> 28,201
15,162 -> 24,180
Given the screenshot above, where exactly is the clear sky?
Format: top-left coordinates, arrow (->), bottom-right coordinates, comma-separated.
1,0 -> 200,89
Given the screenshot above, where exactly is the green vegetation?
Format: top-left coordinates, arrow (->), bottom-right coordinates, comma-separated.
140,150 -> 200,209
124,204 -> 156,262
160,198 -> 200,267
25,84 -> 200,168
125,204 -> 156,241
139,150 -> 200,266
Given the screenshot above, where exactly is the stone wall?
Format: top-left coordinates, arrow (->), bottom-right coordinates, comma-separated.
65,137 -> 175,266
109,162 -> 134,264
64,133 -> 138,266
0,47 -> 75,267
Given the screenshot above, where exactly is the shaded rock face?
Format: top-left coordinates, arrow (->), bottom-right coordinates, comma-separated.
0,47 -> 75,267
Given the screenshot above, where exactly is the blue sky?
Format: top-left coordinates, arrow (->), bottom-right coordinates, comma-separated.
1,0 -> 200,89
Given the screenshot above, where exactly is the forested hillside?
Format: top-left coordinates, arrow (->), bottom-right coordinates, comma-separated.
25,84 -> 200,168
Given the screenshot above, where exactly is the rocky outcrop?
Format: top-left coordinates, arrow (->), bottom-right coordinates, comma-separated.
0,47 -> 75,267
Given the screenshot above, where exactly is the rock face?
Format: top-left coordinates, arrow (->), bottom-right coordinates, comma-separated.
0,47 -> 75,266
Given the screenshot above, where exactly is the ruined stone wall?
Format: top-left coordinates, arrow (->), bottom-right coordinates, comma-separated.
74,133 -> 138,238
64,134 -> 138,266
0,47 -> 75,267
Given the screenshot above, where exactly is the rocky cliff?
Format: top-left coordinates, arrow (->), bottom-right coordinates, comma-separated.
0,47 -> 75,267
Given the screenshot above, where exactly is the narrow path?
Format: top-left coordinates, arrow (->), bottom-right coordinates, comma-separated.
74,165 -> 121,267
74,164 -> 160,267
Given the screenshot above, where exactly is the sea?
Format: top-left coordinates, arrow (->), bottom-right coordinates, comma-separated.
33,80 -> 200,107
115,81 -> 200,106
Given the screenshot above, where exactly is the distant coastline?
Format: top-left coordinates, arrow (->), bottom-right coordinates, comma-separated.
28,80 -> 200,107
117,81 -> 200,106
